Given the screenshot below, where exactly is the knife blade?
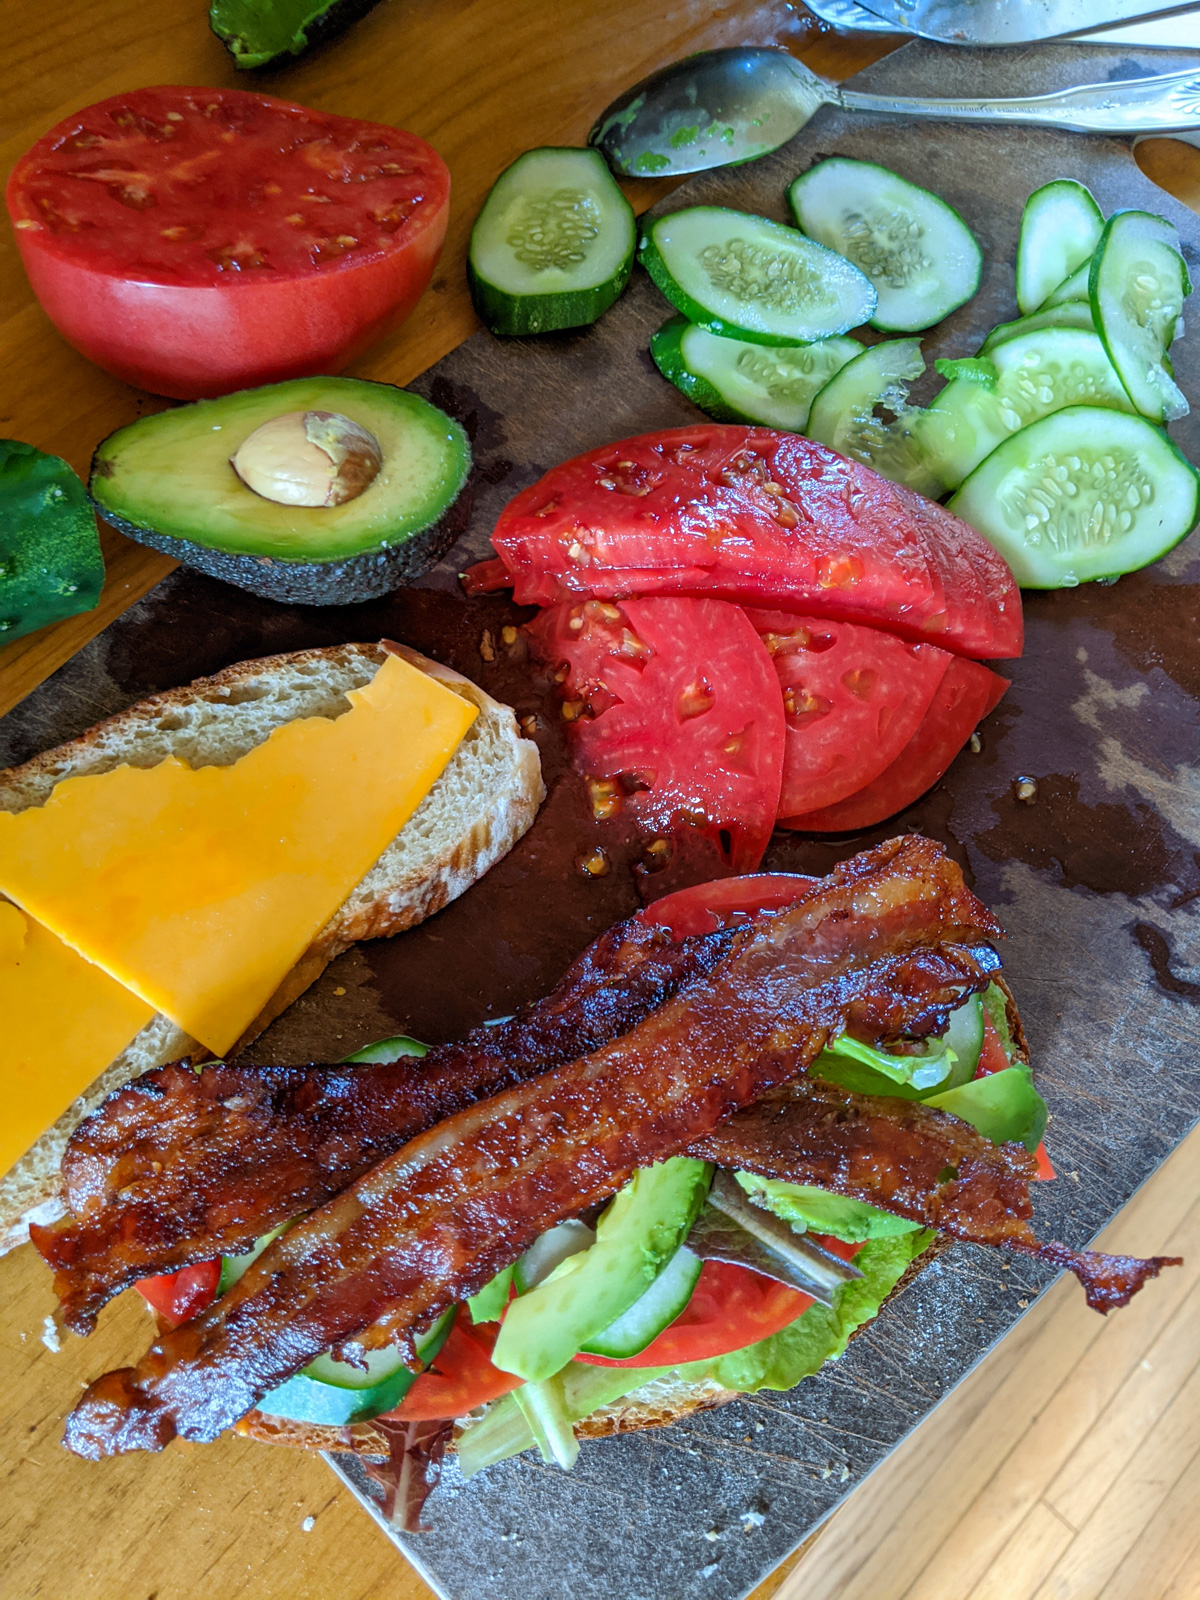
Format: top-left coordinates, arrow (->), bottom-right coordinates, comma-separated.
806,0 -> 1200,47
846,0 -> 1200,47
685,1170 -> 863,1307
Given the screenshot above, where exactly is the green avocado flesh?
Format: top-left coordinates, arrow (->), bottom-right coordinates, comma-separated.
0,440 -> 104,643
209,0 -> 383,69
89,377 -> 471,605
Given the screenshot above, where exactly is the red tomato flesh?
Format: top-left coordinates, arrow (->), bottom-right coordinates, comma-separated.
386,1319 -> 522,1422
7,87 -> 450,398
479,427 -> 1023,661
976,1011 -> 1056,1180
781,656 -> 1009,832
744,608 -> 954,815
527,596 -> 785,875
637,871 -> 815,940
135,1258 -> 221,1329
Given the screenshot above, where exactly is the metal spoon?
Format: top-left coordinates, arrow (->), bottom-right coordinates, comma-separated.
589,46 -> 1200,177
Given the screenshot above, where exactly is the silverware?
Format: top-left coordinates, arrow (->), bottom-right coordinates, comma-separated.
836,0 -> 1199,47
806,0 -> 1200,47
590,46 -> 1200,177
685,1170 -> 863,1307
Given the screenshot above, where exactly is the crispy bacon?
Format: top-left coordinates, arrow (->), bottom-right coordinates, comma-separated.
63,836 -> 999,1458
36,914 -> 736,1334
694,1079 -> 1181,1312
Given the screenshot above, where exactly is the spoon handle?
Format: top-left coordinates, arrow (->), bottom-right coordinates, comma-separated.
841,67 -> 1200,133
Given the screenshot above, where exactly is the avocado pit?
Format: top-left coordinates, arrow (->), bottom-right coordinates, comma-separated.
231,410 -> 383,508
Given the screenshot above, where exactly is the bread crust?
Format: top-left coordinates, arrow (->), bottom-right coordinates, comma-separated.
0,642 -> 543,1250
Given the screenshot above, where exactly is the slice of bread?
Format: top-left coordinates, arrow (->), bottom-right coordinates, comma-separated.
0,640 -> 544,1254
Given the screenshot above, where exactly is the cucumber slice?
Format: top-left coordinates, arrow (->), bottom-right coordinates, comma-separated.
788,157 -> 981,334
512,1219 -> 596,1294
468,147 -> 636,337
639,206 -> 877,346
579,1245 -> 702,1359
1016,180 -> 1104,315
217,1220 -> 291,1295
257,1306 -> 456,1425
650,315 -> 863,430
920,327 -> 1134,490
342,1034 -> 427,1064
1040,257 -> 1092,310
1090,209 -> 1191,423
948,405 -> 1200,587
980,300 -> 1096,354
806,337 -> 944,496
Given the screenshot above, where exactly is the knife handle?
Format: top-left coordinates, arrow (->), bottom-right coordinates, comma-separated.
841,67 -> 1200,133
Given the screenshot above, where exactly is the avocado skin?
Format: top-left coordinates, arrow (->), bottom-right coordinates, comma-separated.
209,0 -> 385,70
92,478 -> 473,607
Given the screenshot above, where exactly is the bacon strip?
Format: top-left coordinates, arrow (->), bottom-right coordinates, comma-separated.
63,835 -> 999,1458
36,914 -> 735,1334
694,1079 -> 1181,1312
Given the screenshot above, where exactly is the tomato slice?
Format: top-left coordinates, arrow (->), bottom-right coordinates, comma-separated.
637,871 -> 815,940
976,1011 -> 1056,1180
781,657 -> 1009,833
385,1318 -> 522,1422
743,608 -> 954,815
527,596 -> 785,876
6,88 -> 450,398
135,1258 -> 221,1329
479,426 -> 1023,661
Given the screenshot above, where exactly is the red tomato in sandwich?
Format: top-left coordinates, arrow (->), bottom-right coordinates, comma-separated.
781,656 -> 1009,832
475,427 -> 1022,661
637,871 -> 815,940
975,1011 -> 1056,1180
527,596 -> 785,875
135,1258 -> 221,1328
386,1318 -> 522,1421
6,87 -> 450,399
744,608 -> 954,815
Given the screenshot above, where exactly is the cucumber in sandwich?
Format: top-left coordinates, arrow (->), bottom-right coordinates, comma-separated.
788,157 -> 981,333
468,147 -> 636,337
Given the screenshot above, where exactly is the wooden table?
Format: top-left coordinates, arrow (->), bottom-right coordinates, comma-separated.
2,6 -> 1199,1597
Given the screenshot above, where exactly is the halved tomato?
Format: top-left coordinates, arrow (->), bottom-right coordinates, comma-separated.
782,657 -> 1008,832
527,596 -> 785,875
385,1318 -> 522,1422
135,1258 -> 221,1328
476,427 -> 1023,661
744,608 -> 954,815
7,87 -> 450,398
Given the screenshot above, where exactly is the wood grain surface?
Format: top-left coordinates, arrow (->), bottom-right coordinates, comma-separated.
3,5 -> 1200,1599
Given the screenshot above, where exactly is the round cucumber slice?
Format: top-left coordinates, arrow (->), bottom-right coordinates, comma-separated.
468,147 -> 636,337
806,337 -> 943,496
980,301 -> 1096,354
579,1245 -> 702,1359
948,405 -> 1200,587
920,327 -> 1134,490
1016,180 -> 1103,316
788,157 -> 981,334
257,1306 -> 456,1425
649,315 -> 863,430
1090,209 -> 1191,423
639,206 -> 877,346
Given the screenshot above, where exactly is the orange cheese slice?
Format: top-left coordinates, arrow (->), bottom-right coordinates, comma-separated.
0,900 -> 155,1179
0,652 -> 475,1055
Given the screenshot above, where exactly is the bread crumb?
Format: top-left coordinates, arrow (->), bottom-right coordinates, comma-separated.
301,1516 -> 315,1532
41,1316 -> 61,1353
333,987 -> 346,996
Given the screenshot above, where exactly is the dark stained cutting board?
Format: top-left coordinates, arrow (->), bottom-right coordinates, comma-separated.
4,38 -> 1200,1600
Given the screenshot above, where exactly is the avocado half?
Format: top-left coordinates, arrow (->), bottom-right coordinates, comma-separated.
90,377 -> 472,606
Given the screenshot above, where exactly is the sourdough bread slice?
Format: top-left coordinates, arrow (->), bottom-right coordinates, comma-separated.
0,640 -> 543,1253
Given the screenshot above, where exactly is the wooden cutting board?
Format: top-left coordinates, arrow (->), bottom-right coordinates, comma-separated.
3,33 -> 1200,1600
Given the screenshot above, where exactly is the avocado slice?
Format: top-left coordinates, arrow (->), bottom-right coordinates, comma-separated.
734,1175 -> 922,1243
0,440 -> 104,643
491,1157 -> 712,1383
209,0 -> 384,70
89,377 -> 471,606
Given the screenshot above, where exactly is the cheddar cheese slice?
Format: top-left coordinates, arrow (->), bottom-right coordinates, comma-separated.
0,900 -> 155,1179
0,652 -> 475,1055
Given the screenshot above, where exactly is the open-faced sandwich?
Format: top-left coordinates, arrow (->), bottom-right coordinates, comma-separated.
20,834 -> 1179,1531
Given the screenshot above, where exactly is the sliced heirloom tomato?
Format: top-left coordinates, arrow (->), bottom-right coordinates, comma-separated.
527,596 -> 785,876
6,88 -> 450,399
744,608 -> 954,816
471,426 -> 1023,661
782,657 -> 1009,833
135,1258 -> 221,1329
385,1319 -> 522,1422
